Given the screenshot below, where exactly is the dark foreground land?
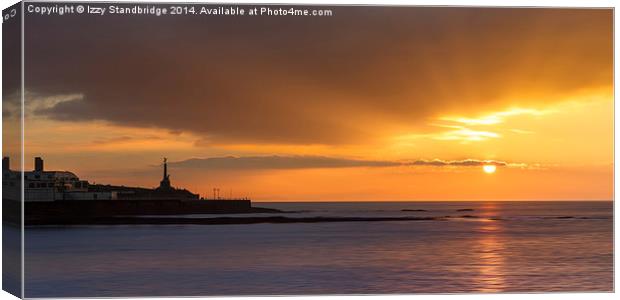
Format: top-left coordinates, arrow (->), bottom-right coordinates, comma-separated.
7,199 -> 475,226
25,215 -> 443,226
4,199 -> 283,225
7,200 -> 603,226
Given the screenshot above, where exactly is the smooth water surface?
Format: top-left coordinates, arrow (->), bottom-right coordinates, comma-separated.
24,201 -> 613,297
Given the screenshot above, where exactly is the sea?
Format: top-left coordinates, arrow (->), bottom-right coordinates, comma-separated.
21,201 -> 613,297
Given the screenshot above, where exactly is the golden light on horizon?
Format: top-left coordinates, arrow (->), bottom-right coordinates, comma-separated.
483,165 -> 497,174
13,8 -> 612,202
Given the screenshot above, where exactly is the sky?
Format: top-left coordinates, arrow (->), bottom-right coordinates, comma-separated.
4,6 -> 613,201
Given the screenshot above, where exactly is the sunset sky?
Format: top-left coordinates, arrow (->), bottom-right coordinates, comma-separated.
4,6 -> 613,201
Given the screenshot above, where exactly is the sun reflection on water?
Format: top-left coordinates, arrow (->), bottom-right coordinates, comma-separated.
475,203 -> 507,292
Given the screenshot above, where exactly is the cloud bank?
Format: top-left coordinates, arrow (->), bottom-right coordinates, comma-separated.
24,7 -> 612,145
169,155 -> 514,170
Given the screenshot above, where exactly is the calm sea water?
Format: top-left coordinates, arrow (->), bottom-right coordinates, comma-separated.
24,201 -> 613,297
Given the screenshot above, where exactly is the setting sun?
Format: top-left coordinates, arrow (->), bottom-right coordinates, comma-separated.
9,6 -> 612,203
483,165 -> 497,174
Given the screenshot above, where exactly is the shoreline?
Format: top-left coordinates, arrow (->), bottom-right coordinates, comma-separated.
22,214 -> 610,227
25,215 -> 445,226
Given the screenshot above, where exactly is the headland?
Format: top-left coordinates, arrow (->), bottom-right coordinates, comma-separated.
2,157 -> 282,225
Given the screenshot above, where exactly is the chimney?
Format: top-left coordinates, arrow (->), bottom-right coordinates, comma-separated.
2,157 -> 9,171
35,157 -> 44,172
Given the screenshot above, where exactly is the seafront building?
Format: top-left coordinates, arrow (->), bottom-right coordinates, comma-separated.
2,157 -> 199,202
3,157 -> 261,225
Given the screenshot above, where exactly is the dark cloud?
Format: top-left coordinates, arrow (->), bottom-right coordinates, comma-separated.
24,6 -> 612,144
169,155 -> 511,170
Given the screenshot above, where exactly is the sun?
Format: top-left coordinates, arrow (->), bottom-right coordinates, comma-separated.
482,164 -> 497,174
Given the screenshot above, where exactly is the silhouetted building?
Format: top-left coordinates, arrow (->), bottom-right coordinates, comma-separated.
158,158 -> 171,190
4,157 -> 254,224
2,157 -> 20,201
2,157 -> 98,201
35,157 -> 44,172
3,156 -> 199,202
